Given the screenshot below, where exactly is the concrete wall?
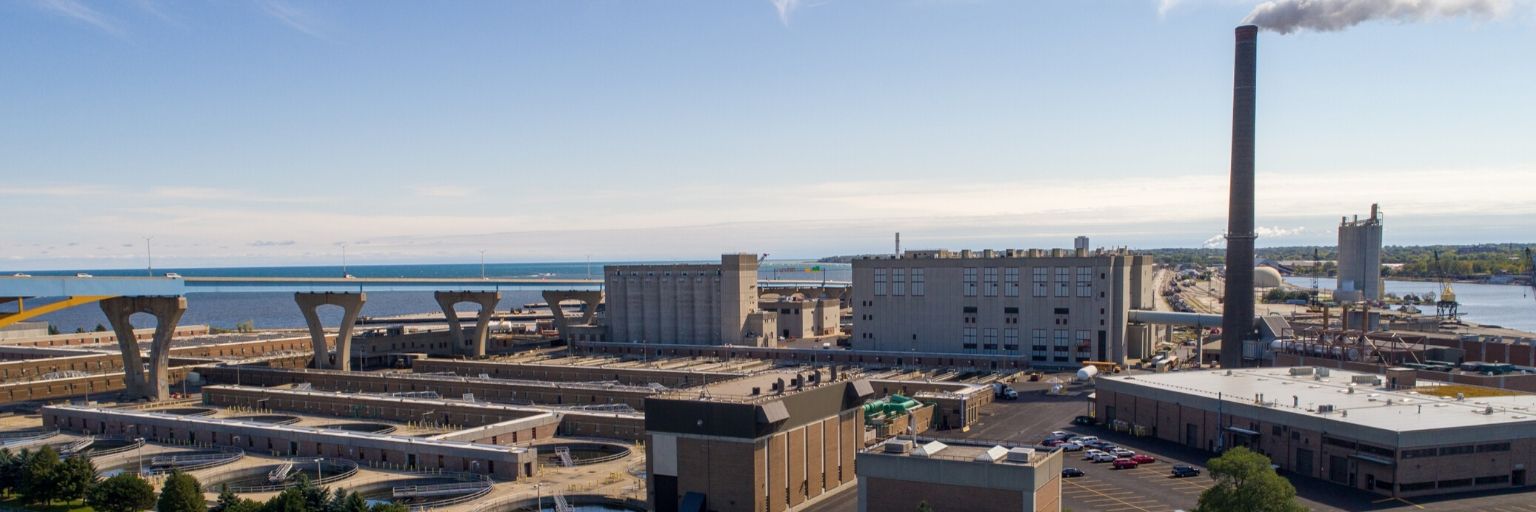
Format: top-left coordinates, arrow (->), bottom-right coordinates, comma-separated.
198,366 -> 658,411
0,325 -> 210,348
605,254 -> 764,346
577,341 -> 1045,371
855,447 -> 1062,512
43,405 -> 536,481
411,358 -> 744,388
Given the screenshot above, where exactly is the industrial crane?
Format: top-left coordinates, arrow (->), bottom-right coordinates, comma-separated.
1433,250 -> 1459,321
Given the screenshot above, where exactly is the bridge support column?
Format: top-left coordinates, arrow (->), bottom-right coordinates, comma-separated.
434,291 -> 501,357
541,290 -> 604,341
99,296 -> 186,401
295,292 -> 366,371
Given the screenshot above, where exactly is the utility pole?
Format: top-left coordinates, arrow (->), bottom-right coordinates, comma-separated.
480,250 -> 487,280
341,244 -> 349,278
145,236 -> 154,276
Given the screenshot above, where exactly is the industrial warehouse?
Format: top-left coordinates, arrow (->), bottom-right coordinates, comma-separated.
1097,367 -> 1536,498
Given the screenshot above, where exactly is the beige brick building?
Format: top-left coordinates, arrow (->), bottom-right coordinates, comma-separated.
645,368 -> 872,512
852,248 -> 1153,364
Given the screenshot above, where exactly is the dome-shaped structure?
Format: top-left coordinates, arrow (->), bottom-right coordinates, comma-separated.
1253,266 -> 1284,288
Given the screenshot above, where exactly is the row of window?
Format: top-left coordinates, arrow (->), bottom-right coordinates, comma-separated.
1398,475 -> 1509,492
872,268 -> 925,296
1401,442 -> 1511,459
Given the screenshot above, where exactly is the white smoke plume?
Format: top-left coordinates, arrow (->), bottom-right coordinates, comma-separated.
1203,226 -> 1310,248
771,0 -> 804,25
1243,0 -> 1514,34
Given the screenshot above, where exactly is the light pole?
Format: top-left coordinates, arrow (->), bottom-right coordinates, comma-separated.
480,250 -> 487,280
145,236 -> 154,276
317,457 -> 324,481
536,482 -> 543,511
341,244 -> 349,278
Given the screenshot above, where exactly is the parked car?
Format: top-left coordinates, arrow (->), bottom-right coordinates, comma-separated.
75,272 -> 92,278
163,272 -> 182,279
1092,452 -> 1118,463
1060,442 -> 1084,452
1130,454 -> 1156,464
1048,431 -> 1072,439
1171,465 -> 1202,478
1082,449 -> 1105,461
1112,458 -> 1140,470
1072,415 -> 1095,426
1042,438 -> 1065,447
1062,467 -> 1085,478
1112,448 -> 1136,458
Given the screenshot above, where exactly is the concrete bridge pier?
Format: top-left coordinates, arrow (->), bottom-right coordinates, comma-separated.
433,291 -> 501,357
541,290 -> 603,340
99,296 -> 187,401
295,292 -> 366,371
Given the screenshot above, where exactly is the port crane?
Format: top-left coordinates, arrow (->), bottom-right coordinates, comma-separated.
1433,250 -> 1460,321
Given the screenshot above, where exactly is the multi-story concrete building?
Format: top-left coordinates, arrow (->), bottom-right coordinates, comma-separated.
857,438 -> 1063,512
760,297 -> 840,341
1097,367 -> 1536,498
851,248 -> 1153,364
604,254 -> 777,346
1336,204 -> 1384,303
645,368 -> 872,512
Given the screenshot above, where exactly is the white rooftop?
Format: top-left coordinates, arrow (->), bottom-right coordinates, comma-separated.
1102,367 -> 1536,433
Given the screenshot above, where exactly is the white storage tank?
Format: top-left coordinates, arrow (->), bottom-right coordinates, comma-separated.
1076,365 -> 1100,381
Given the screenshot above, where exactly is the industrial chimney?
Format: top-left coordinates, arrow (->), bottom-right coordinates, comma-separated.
1220,25 -> 1259,369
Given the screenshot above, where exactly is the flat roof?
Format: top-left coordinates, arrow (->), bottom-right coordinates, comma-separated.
863,438 -> 1047,467
1101,368 -> 1536,434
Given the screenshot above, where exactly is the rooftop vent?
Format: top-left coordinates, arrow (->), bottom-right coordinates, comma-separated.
1006,447 -> 1036,463
885,439 -> 914,454
912,441 -> 949,458
976,446 -> 1009,462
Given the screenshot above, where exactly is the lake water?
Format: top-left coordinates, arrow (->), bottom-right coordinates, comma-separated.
1284,277 -> 1536,333
23,260 -> 851,333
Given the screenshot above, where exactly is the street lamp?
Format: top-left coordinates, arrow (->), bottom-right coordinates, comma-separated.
133,436 -> 145,476
479,250 -> 487,280
317,457 -> 324,481
145,236 -> 154,276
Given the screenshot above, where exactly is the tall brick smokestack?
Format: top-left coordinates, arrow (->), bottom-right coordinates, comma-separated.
1221,25 -> 1258,369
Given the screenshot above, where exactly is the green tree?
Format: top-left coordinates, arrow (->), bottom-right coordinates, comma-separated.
259,487 -> 308,512
367,502 -> 407,512
86,473 -> 157,512
94,323 -> 108,332
0,448 -> 22,497
19,445 -> 62,505
1194,447 -> 1306,512
156,471 -> 207,512
48,324 -> 61,335
917,501 -> 935,512
58,453 -> 99,502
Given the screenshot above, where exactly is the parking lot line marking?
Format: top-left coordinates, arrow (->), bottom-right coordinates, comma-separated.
1063,479 -> 1156,512
1369,496 -> 1423,510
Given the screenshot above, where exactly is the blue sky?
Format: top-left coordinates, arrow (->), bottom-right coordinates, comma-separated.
2,0 -> 1533,270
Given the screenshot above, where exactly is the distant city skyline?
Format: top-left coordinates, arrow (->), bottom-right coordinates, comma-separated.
3,1 -> 1533,270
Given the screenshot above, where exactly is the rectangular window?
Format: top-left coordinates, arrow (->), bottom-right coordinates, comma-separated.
983,268 -> 999,297
1055,267 -> 1070,297
963,268 -> 979,297
1076,330 -> 1092,357
911,269 -> 925,296
962,327 -> 978,349
1004,328 -> 1019,351
1032,268 -> 1048,297
1004,268 -> 1020,297
1076,267 -> 1093,297
1033,329 -> 1046,348
1053,329 -> 1069,350
983,328 -> 998,350
873,268 -> 887,296
891,268 -> 906,296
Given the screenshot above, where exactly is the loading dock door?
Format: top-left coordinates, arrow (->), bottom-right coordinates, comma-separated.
1295,448 -> 1314,478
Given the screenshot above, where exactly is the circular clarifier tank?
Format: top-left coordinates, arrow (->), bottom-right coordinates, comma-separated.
229,415 -> 302,425
318,422 -> 398,434
202,458 -> 360,493
536,441 -> 632,466
353,475 -> 492,509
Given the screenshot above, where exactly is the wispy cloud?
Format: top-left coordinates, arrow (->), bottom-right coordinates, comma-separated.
260,0 -> 323,37
249,240 -> 296,247
32,0 -> 123,36
770,0 -> 810,26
